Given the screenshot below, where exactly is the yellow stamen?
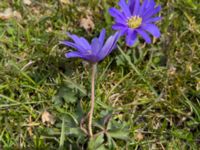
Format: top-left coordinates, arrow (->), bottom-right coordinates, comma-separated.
127,16 -> 142,29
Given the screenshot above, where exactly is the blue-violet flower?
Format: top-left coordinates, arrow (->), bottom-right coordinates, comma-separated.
109,0 -> 162,46
61,29 -> 120,63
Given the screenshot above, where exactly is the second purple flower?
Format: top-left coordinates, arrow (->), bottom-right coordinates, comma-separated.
109,0 -> 162,46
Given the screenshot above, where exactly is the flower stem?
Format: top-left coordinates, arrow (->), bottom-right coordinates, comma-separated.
88,63 -> 97,137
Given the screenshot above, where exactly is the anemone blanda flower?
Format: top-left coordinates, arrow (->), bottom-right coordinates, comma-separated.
109,0 -> 162,46
61,29 -> 120,63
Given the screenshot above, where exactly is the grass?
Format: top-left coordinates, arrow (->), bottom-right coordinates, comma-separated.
0,0 -> 200,149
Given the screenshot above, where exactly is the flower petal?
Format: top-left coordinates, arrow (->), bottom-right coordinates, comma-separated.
80,37 -> 91,49
98,28 -> 106,48
139,0 -> 148,16
143,5 -> 161,20
112,24 -> 129,36
108,32 -> 120,52
141,24 -> 160,38
98,36 -> 114,59
67,33 -> 91,50
133,0 -> 140,16
91,38 -> 101,55
112,23 -> 127,30
144,0 -> 156,10
136,29 -> 151,43
126,29 -> 137,47
109,8 -> 126,22
98,32 -> 119,60
119,28 -> 129,36
60,41 -> 86,53
65,51 -> 84,59
128,0 -> 135,14
143,17 -> 162,23
118,0 -> 131,17
141,0 -> 156,16
66,51 -> 96,62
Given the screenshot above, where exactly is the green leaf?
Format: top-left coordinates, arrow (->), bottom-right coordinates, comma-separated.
171,129 -> 193,142
68,127 -> 85,137
88,133 -> 104,150
106,134 -> 117,150
64,79 -> 87,96
59,117 -> 65,150
108,129 -> 129,140
102,0 -> 112,25
57,86 -> 77,104
96,145 -> 107,150
62,91 -> 76,103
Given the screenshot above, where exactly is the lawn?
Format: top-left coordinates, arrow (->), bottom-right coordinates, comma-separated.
0,0 -> 200,149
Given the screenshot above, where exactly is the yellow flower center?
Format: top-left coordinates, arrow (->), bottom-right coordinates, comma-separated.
127,16 -> 142,29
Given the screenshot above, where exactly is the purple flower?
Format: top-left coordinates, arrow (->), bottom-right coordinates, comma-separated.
61,29 -> 120,63
109,0 -> 162,46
